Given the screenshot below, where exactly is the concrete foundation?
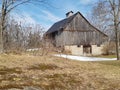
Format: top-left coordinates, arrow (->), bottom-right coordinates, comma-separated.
65,45 -> 83,55
91,45 -> 104,55
64,45 -> 104,56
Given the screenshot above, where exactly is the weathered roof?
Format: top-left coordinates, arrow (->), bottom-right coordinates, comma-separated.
46,13 -> 77,34
46,12 -> 108,37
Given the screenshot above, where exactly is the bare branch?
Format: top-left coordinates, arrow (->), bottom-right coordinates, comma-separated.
117,21 -> 120,25
6,0 -> 30,14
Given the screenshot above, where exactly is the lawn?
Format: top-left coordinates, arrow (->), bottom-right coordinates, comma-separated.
0,54 -> 120,90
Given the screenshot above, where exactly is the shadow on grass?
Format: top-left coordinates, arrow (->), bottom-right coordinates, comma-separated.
0,67 -> 22,75
28,63 -> 59,71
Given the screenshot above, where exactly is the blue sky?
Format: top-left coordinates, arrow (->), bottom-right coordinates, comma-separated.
12,0 -> 98,31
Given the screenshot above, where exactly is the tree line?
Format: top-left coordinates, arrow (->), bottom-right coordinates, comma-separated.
2,19 -> 44,53
0,0 -> 49,54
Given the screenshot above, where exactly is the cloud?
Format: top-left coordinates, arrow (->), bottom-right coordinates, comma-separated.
41,10 -> 62,22
79,0 -> 97,5
10,11 -> 53,31
10,12 -> 38,25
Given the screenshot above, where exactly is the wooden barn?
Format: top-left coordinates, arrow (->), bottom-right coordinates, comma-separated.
45,11 -> 108,55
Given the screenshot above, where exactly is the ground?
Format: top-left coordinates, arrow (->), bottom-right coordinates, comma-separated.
0,54 -> 120,90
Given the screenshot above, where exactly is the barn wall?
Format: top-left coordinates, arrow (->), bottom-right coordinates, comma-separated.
65,45 -> 83,55
64,45 -> 105,56
65,14 -> 92,31
92,45 -> 104,55
62,13 -> 107,46
54,30 -> 107,47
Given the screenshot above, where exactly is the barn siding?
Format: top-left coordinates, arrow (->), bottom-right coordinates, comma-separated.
54,30 -> 107,47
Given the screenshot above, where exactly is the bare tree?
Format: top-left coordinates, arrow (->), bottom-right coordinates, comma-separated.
3,18 -> 45,54
0,0 -> 48,53
108,0 -> 120,60
27,30 -> 42,49
90,1 -> 109,32
90,0 -> 120,60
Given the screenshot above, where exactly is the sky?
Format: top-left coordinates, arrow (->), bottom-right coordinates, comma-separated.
11,0 -> 98,31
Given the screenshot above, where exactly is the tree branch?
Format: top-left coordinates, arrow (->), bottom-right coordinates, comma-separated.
117,21 -> 120,25
6,0 -> 30,14
117,0 -> 120,19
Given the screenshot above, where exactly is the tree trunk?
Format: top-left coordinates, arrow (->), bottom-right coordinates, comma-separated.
0,0 -> 7,53
0,7 -> 5,53
0,25 -> 3,53
115,25 -> 119,60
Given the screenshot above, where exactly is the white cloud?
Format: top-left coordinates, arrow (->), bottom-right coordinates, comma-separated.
10,12 -> 38,25
80,0 -> 96,5
41,10 -> 62,22
10,11 -> 54,31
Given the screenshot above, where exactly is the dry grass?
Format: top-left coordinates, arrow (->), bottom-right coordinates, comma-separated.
95,55 -> 116,58
0,54 -> 120,90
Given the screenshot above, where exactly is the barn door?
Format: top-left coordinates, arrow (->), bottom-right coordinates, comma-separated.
83,45 -> 92,55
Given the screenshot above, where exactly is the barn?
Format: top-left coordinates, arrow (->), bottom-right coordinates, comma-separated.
45,11 -> 108,56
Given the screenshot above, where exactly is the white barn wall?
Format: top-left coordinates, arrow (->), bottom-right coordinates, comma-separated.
64,45 -> 104,56
91,45 -> 104,55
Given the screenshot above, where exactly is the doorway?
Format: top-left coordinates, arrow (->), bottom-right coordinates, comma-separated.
83,45 -> 92,55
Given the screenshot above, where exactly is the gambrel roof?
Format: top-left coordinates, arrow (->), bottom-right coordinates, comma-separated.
46,12 -> 108,37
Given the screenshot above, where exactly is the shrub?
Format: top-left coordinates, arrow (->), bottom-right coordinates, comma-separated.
102,42 -> 116,55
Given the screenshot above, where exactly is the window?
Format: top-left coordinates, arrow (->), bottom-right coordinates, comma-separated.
77,45 -> 81,47
97,44 -> 101,47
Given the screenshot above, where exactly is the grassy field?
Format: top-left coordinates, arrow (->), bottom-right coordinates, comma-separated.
97,55 -> 117,58
0,54 -> 120,90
